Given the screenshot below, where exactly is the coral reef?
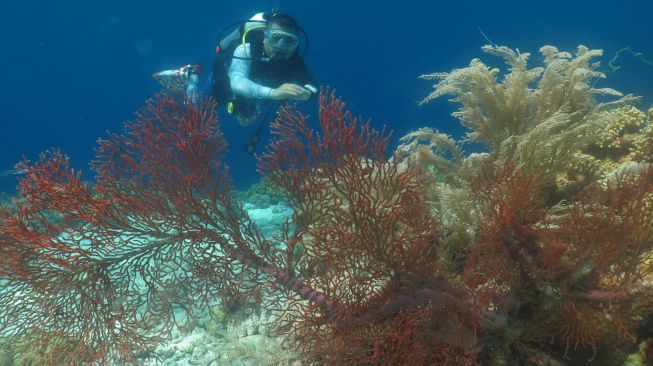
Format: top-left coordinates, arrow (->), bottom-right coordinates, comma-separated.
143,310 -> 299,366
234,177 -> 290,208
0,91 -> 476,365
1,43 -> 652,366
420,45 -> 639,178
406,44 -> 653,365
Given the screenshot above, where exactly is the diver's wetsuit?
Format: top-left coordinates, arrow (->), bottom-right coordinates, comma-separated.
207,38 -> 314,122
229,43 -> 314,99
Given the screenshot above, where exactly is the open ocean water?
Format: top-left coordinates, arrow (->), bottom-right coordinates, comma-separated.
1,0 -> 651,193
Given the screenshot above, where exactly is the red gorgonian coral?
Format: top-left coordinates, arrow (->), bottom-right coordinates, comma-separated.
0,91 -> 477,365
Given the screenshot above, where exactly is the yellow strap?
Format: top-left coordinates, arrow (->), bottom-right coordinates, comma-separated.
241,25 -> 266,57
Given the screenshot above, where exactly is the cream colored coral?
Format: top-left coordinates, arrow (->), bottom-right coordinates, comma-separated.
554,152 -> 598,191
570,152 -> 601,172
420,44 -> 639,180
597,106 -> 645,149
640,192 -> 653,227
393,127 -> 463,181
598,162 -> 652,191
629,108 -> 653,161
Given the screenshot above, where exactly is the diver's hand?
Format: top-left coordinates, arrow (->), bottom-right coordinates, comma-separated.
269,83 -> 312,101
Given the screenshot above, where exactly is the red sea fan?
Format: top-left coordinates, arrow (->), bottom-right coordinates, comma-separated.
259,89 -> 480,365
1,91 -> 479,365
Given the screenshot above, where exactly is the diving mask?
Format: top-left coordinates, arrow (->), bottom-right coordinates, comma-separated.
265,29 -> 299,51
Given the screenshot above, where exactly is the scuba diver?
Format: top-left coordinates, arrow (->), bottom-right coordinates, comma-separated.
154,11 -> 317,154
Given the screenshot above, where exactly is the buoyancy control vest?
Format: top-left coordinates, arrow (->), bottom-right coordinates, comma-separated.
209,13 -> 312,107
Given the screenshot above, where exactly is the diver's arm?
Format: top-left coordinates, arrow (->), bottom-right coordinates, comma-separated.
228,44 -> 274,99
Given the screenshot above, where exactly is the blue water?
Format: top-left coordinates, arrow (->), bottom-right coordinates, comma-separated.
1,0 -> 652,194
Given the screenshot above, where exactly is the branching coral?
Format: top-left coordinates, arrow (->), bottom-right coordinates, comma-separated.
559,105 -> 652,195
410,44 -> 653,365
420,44 -> 639,178
394,127 -> 464,180
0,94 -> 341,365
258,91 -> 480,364
2,42 -> 652,365
630,107 -> 653,161
0,91 -> 482,365
596,105 -> 645,150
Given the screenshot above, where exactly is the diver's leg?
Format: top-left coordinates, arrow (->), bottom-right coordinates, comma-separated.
153,64 -> 203,101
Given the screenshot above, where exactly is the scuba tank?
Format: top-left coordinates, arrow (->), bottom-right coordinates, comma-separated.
216,13 -> 267,57
211,13 -> 269,107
